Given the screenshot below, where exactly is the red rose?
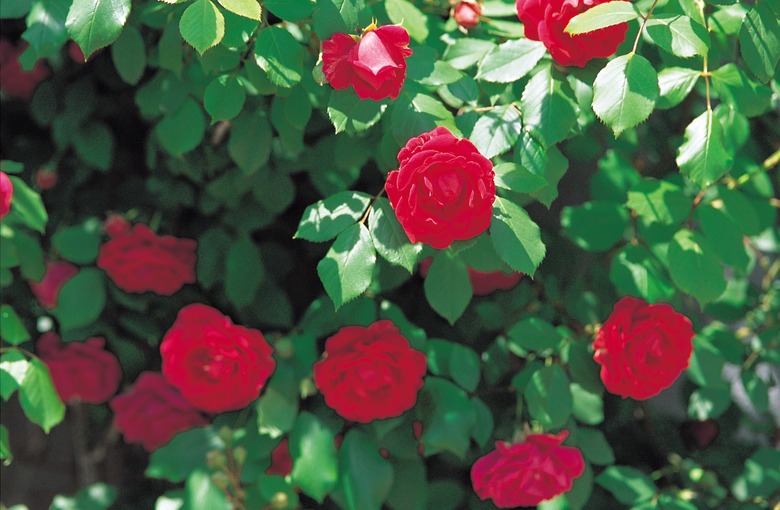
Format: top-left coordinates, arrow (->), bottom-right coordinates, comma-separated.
34,167 -> 58,190
0,171 -> 12,220
313,320 -> 427,423
28,260 -> 79,309
322,25 -> 412,101
593,296 -> 694,400
386,127 -> 496,249
161,304 -> 276,413
96,224 -> 197,295
265,438 -> 293,476
37,333 -> 122,404
454,1 -> 482,30
110,372 -> 208,451
0,37 -> 50,100
419,258 -> 522,296
516,0 -> 628,67
103,214 -> 131,238
471,431 -> 585,508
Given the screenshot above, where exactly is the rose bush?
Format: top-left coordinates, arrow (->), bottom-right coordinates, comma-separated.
0,170 -> 12,220
471,431 -> 585,508
313,320 -> 427,422
386,126 -> 496,249
96,224 -> 197,295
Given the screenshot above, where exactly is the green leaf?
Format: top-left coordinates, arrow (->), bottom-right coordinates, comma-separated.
610,244 -> 675,303
228,111 -> 272,174
475,39 -> 546,83
295,191 -> 371,242
179,0 -> 224,55
592,53 -> 658,137
196,228 -> 231,290
386,458 -> 427,510
337,429 -> 394,510
110,25 -> 146,85
256,385 -> 299,438
73,122 -> 114,171
521,65 -> 578,147
0,305 -> 30,345
313,0 -> 365,40
565,1 -> 641,34
448,344 -> 480,393
7,176 -> 47,233
290,412 -> 339,503
668,229 -> 727,303
50,484 -> 117,510
368,197 -> 422,273
677,110 -> 734,188
687,334 -> 726,387
0,424 -> 11,464
52,218 -> 102,264
656,66 -> 699,109
596,466 -> 656,505
217,0 -> 261,20
264,0 -> 314,21
739,2 -> 780,83
53,268 -> 106,332
561,201 -> 629,251
576,428 -> 615,466
418,377 -> 477,459
469,105 -> 522,159
204,75 -> 246,122
158,23 -> 183,76
696,205 -> 750,271
507,317 -> 561,353
493,162 -> 547,193
19,358 -> 65,433
225,236 -> 264,308
147,427 -> 224,482
327,90 -> 388,134
184,468 -> 229,509
155,98 -> 206,156
626,179 -> 691,225
1,0 -> 33,19
741,371 -> 769,412
524,365 -> 572,429
255,26 -> 304,88
21,0 -> 69,62
390,91 -> 458,146
65,0 -> 131,59
385,0 -> 427,43
423,251 -> 472,325
731,448 -> 780,502
490,197 -> 546,276
571,383 -> 604,425
443,38 -> 496,70
0,350 -> 29,401
317,223 -> 376,308
688,385 -> 731,420
645,15 -> 711,58
711,63 -> 772,118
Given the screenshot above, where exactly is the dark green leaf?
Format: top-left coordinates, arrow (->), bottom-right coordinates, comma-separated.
313,0 -> 365,40
53,268 -> 106,332
385,0 -> 427,42
290,412 -> 338,503
645,15 -> 711,58
368,197 -> 422,273
327,90 -> 388,133
0,305 -> 30,345
576,428 -> 615,465
256,385 -> 299,438
0,424 -> 10,464
155,98 -> 206,156
73,122 -> 114,171
507,317 -> 561,352
21,0 -> 69,62
337,429 -> 394,510
521,65 -> 578,147
19,358 -> 65,433
228,111 -> 272,174
204,75 -> 246,122
711,63 -> 772,117
571,383 -> 604,425
687,334 -> 726,387
610,244 -> 675,303
0,350 -> 28,401
52,218 -> 102,264
295,191 -> 371,242
524,365 -> 572,428
386,458 -> 426,510
739,2 -> 780,83
225,236 -> 264,308
7,176 -> 47,233
596,466 -> 656,505
490,197 -> 546,276
65,0 -> 131,59
317,223 -> 376,308
561,201 -> 629,251
418,377 -> 477,459
469,105 -> 522,159
493,162 -> 547,194
696,205 -> 750,271
423,251 -> 471,324
49,483 -> 117,510
626,179 -> 691,224
676,109 -> 733,188
255,25 -> 304,88
111,25 -> 146,85
264,0 -> 314,21
390,91 -> 458,146
147,427 -> 224,482
688,385 -> 731,420
668,229 -> 727,303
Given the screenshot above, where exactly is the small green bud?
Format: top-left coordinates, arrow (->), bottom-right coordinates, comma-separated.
211,472 -> 230,490
206,450 -> 227,470
233,446 -> 248,465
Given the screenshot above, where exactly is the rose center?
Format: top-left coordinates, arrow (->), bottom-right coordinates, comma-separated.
354,361 -> 394,393
423,166 -> 464,205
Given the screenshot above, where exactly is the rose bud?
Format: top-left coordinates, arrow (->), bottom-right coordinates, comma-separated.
34,167 -> 58,190
454,1 -> 482,30
0,171 -> 13,220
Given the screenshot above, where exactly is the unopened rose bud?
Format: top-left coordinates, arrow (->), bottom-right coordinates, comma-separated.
211,471 -> 230,490
232,446 -> 247,466
218,426 -> 233,444
274,338 -> 294,359
103,214 -> 130,238
206,450 -> 227,469
454,0 -> 482,30
379,448 -> 390,459
35,167 -> 58,190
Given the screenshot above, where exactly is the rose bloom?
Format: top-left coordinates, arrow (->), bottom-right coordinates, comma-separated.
96,223 -> 197,295
593,296 -> 694,400
0,37 -> 50,100
0,171 -> 12,220
386,127 -> 495,249
266,438 -> 293,477
37,333 -> 122,404
110,372 -> 208,451
28,260 -> 79,309
471,431 -> 585,508
419,258 -> 522,296
454,1 -> 482,30
161,304 -> 276,414
516,0 -> 628,67
322,24 -> 412,101
313,320 -> 427,423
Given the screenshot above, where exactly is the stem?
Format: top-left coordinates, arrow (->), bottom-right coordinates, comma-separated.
358,188 -> 386,225
696,0 -> 712,112
72,402 -> 98,486
632,0 -> 660,54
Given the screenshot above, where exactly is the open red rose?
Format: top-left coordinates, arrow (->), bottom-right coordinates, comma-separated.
37,333 -> 122,404
516,0 -> 628,67
96,224 -> 196,295
266,438 -> 293,477
0,171 -> 12,220
0,37 -> 50,100
322,25 -> 412,101
454,1 -> 482,30
110,372 -> 208,451
313,320 -> 427,423
386,127 -> 495,249
28,260 -> 79,309
593,296 -> 694,400
419,258 -> 522,296
471,431 -> 585,508
161,304 -> 276,414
